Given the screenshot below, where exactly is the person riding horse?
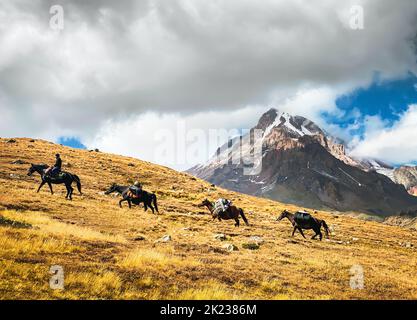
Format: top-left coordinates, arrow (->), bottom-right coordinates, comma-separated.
44,154 -> 62,178
128,181 -> 142,199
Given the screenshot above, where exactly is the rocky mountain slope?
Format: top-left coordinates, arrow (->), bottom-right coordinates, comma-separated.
1,138 -> 416,299
188,109 -> 417,215
393,166 -> 417,195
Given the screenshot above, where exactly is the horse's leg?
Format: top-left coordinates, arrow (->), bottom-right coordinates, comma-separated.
119,199 -> 124,208
312,226 -> 321,240
291,227 -> 297,237
68,185 -> 73,200
128,199 -> 132,209
146,199 -> 154,214
47,182 -> 54,194
298,228 -> 307,239
239,209 -> 249,226
37,181 -> 45,193
235,217 -> 240,227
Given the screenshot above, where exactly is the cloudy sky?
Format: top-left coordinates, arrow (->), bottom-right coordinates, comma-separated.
1,0 -> 417,170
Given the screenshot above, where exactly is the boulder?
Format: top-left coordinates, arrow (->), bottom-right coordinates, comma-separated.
222,244 -> 238,252
214,234 -> 227,241
242,243 -> 260,250
249,236 -> 264,244
157,235 -> 171,242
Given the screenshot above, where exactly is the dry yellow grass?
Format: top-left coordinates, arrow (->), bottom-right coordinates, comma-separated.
0,137 -> 416,300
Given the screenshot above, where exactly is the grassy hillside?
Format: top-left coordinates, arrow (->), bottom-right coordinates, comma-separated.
0,138 -> 416,300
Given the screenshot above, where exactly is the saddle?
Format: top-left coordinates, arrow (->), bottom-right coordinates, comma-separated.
127,190 -> 140,199
44,171 -> 64,179
294,211 -> 312,223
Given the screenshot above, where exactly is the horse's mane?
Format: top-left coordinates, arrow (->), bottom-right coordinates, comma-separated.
34,163 -> 48,168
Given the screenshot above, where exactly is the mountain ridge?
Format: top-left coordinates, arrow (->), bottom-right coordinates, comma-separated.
188,108 -> 417,215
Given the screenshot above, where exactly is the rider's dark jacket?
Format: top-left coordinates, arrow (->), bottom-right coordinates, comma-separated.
54,157 -> 62,170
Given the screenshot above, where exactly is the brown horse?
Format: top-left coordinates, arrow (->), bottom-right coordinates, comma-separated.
277,210 -> 329,241
198,199 -> 249,227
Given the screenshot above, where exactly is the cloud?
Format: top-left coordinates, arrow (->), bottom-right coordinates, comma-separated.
86,105 -> 267,171
1,0 -> 417,168
351,105 -> 417,164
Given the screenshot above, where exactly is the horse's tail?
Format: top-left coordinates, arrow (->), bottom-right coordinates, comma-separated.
321,220 -> 329,238
73,175 -> 82,195
239,209 -> 249,226
152,194 -> 159,213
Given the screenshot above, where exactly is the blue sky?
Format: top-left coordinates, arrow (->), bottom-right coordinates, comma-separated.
336,73 -> 417,123
57,137 -> 86,150
322,73 -> 417,140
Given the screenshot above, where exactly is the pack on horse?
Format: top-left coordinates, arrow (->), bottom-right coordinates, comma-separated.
276,209 -> 329,240
27,164 -> 82,200
198,199 -> 249,227
105,183 -> 159,214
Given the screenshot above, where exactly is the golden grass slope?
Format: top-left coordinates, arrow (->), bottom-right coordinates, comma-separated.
0,138 -> 416,300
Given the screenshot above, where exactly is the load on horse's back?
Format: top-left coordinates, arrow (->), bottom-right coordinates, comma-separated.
213,198 -> 232,218
294,210 -> 312,224
127,181 -> 142,199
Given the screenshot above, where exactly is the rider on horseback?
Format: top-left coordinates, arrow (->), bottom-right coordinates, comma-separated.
44,154 -> 62,177
128,181 -> 142,199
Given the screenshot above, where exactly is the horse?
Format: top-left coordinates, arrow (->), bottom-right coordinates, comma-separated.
276,209 -> 329,241
105,183 -> 159,214
198,199 -> 249,227
27,164 -> 82,200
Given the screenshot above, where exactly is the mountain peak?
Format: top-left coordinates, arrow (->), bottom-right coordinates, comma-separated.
188,108 -> 417,215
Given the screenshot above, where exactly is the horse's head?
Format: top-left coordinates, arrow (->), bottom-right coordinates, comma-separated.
27,164 -> 47,176
276,209 -> 290,221
105,183 -> 118,195
198,198 -> 212,208
27,164 -> 35,176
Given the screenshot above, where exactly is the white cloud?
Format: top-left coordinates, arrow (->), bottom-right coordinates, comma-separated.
351,105 -> 417,163
269,86 -> 340,123
86,105 -> 267,170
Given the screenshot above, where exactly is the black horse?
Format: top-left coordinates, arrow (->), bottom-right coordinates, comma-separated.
276,209 -> 329,241
27,164 -> 82,200
105,183 -> 159,214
